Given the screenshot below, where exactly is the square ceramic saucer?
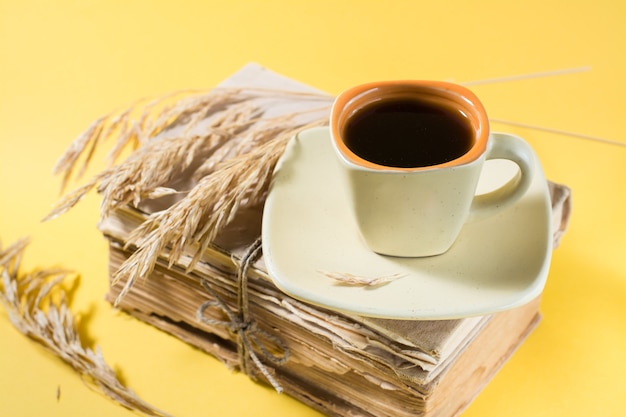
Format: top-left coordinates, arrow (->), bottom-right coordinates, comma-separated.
262,127 -> 552,319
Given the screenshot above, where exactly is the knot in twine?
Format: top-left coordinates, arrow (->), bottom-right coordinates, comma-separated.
196,237 -> 290,393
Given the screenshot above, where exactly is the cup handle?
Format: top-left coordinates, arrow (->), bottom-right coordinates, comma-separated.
467,132 -> 536,222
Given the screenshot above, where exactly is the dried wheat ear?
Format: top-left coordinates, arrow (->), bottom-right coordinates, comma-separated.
46,88 -> 333,305
0,238 -> 172,417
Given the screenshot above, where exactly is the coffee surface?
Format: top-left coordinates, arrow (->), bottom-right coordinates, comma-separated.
344,98 -> 474,168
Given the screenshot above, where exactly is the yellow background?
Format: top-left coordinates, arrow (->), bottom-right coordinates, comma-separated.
1,1 -> 625,416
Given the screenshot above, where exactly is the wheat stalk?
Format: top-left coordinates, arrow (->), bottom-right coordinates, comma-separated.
318,270 -> 405,288
47,88 -> 331,219
0,238 -> 172,416
113,117 -> 328,305
47,87 -> 332,304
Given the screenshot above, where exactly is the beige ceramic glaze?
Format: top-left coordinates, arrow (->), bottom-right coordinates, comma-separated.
330,80 -> 536,257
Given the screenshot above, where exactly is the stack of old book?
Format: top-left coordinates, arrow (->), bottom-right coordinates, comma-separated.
97,64 -> 571,417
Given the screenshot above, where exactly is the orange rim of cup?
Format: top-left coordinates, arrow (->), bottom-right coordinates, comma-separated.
330,80 -> 490,171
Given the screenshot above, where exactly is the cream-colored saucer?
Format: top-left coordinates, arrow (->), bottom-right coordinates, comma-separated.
262,127 -> 552,319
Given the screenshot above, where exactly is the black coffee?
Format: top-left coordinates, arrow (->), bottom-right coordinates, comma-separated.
343,98 -> 474,168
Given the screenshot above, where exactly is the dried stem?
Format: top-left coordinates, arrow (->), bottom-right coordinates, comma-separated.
114,118 -> 328,305
318,270 -> 405,288
48,85 -> 332,304
0,239 -> 172,417
48,88 -> 331,215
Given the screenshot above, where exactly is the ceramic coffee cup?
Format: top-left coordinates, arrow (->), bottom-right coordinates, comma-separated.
330,80 -> 536,257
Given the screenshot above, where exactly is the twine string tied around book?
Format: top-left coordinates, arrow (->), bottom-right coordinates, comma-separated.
196,237 -> 290,393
